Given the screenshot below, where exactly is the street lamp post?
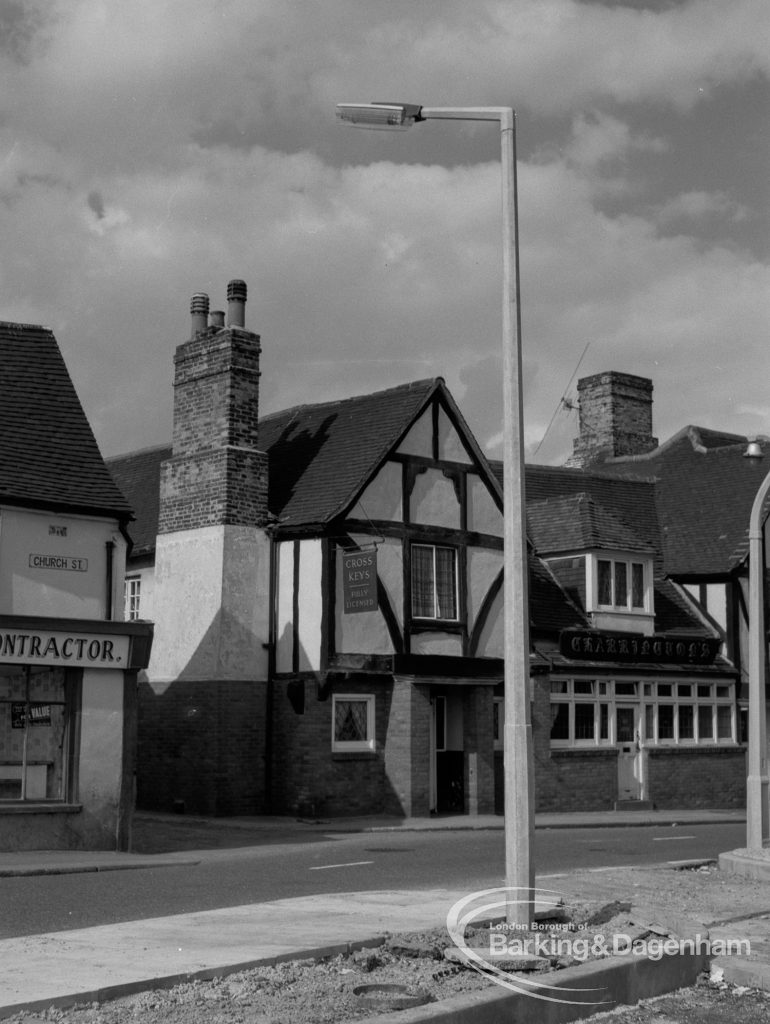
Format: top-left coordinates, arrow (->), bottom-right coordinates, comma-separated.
336,102 -> 534,925
746,465 -> 770,849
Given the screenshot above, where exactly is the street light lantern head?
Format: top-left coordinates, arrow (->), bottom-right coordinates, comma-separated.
745,438 -> 764,459
335,102 -> 423,130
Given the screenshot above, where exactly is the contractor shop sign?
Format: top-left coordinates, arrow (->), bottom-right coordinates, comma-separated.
342,550 -> 378,614
0,628 -> 130,667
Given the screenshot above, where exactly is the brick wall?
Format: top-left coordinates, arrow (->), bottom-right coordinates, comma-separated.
568,371 -> 658,467
385,679 -> 431,816
136,677 -> 267,816
646,746 -> 746,808
270,676 -> 399,817
158,447 -> 268,532
532,676 -> 618,811
463,686 -> 495,814
159,326 -> 269,533
172,331 -> 262,454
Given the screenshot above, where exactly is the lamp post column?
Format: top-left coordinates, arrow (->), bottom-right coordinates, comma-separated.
747,470 -> 770,849
335,101 -> 535,925
499,109 -> 534,927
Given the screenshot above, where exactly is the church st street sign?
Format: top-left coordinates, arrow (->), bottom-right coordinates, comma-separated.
559,629 -> 721,665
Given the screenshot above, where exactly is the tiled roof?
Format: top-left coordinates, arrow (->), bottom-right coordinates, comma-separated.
108,379 -> 448,546
590,427 -> 768,576
490,458 -> 712,637
527,493 -> 655,556
0,321 -> 133,518
107,445 -> 170,556
528,552 -> 587,634
258,379 -> 440,528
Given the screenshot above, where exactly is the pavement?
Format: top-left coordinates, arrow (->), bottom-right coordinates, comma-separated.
0,806 -> 768,1019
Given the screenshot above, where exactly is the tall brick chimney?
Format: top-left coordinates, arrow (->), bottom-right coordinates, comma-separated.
158,280 -> 269,533
147,280 -> 273,816
566,371 -> 657,468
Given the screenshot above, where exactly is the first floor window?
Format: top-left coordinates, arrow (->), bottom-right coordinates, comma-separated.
124,575 -> 141,620
332,694 -> 375,752
411,544 -> 458,620
0,665 -> 76,802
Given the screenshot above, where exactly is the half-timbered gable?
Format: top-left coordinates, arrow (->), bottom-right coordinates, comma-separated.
107,295 -> 751,820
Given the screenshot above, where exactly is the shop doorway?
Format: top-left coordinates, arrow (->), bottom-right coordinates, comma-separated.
430,694 -> 464,813
616,704 -> 642,800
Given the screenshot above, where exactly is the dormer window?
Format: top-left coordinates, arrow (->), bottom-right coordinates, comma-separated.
596,558 -> 647,611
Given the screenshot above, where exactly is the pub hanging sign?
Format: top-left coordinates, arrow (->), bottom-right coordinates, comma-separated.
342,549 -> 378,614
559,629 -> 721,665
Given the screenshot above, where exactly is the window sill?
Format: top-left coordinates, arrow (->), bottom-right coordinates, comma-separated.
646,744 -> 741,755
0,802 -> 82,814
551,747 -> 618,758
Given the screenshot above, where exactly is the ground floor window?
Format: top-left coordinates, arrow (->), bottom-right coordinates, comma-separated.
550,678 -> 736,747
331,693 -> 375,752
0,665 -> 77,801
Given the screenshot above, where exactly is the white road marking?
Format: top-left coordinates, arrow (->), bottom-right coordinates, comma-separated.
309,860 -> 374,871
652,835 -> 696,841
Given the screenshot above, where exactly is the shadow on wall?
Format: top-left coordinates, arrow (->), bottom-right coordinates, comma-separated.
269,675 -> 408,818
136,608 -> 268,816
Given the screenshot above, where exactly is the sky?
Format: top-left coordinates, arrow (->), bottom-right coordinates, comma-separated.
1,0 -> 768,466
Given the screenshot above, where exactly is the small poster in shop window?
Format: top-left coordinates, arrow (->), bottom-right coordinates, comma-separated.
342,549 -> 378,614
11,703 -> 52,728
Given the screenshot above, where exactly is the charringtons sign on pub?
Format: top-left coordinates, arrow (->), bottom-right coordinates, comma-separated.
560,630 -> 721,665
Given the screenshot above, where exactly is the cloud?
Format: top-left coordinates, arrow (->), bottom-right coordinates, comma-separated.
1,0 -> 767,172
87,190 -> 105,220
564,112 -> 668,172
0,0 -> 766,468
655,190 -> 748,225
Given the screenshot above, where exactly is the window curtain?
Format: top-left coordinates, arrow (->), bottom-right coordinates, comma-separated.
435,547 -> 457,619
411,545 -> 434,617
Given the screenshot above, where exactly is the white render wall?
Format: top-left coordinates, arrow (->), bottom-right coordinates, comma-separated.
148,524 -> 270,688
0,506 -> 126,620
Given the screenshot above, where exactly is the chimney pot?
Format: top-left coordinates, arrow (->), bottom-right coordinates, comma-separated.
227,279 -> 247,328
190,293 -> 209,337
210,310 -> 225,328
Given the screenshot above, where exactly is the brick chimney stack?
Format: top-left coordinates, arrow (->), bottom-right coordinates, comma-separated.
566,371 -> 658,468
158,280 -> 269,532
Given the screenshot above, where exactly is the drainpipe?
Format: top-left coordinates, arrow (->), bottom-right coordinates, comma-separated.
105,540 -> 115,620
263,531 -> 277,814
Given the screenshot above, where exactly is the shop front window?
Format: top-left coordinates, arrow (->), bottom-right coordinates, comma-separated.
550,678 -> 736,747
0,665 -> 76,802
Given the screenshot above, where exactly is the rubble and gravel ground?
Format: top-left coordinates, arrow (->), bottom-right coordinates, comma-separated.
5,861 -> 770,1024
